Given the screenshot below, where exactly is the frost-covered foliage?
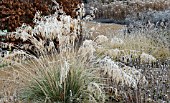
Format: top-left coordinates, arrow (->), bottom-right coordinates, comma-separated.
78,40 -> 96,59
0,3 -> 86,61
97,56 -> 147,89
2,50 -> 35,65
87,23 -> 169,68
0,1 -> 170,103
77,21 -> 169,102
105,48 -> 120,58
94,35 -> 108,44
86,0 -> 170,20
140,52 -> 156,63
110,37 -> 124,46
96,27 -> 170,60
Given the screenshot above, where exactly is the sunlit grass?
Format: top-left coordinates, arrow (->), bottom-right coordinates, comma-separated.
95,30 -> 170,60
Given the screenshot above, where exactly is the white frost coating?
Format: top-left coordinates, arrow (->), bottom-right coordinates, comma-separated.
60,60 -> 70,85
78,40 -> 96,58
122,66 -> 148,86
20,31 -> 30,42
3,50 -> 36,62
98,56 -> 147,89
99,56 -> 135,87
63,16 -> 71,33
13,2 -> 82,54
111,37 -> 124,46
140,52 -> 156,63
105,48 -> 120,58
95,35 -> 108,44
47,41 -> 55,52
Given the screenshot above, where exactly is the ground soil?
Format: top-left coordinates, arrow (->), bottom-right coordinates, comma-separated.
84,22 -> 124,38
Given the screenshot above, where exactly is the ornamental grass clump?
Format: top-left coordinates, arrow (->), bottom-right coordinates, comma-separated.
17,53 -> 105,103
